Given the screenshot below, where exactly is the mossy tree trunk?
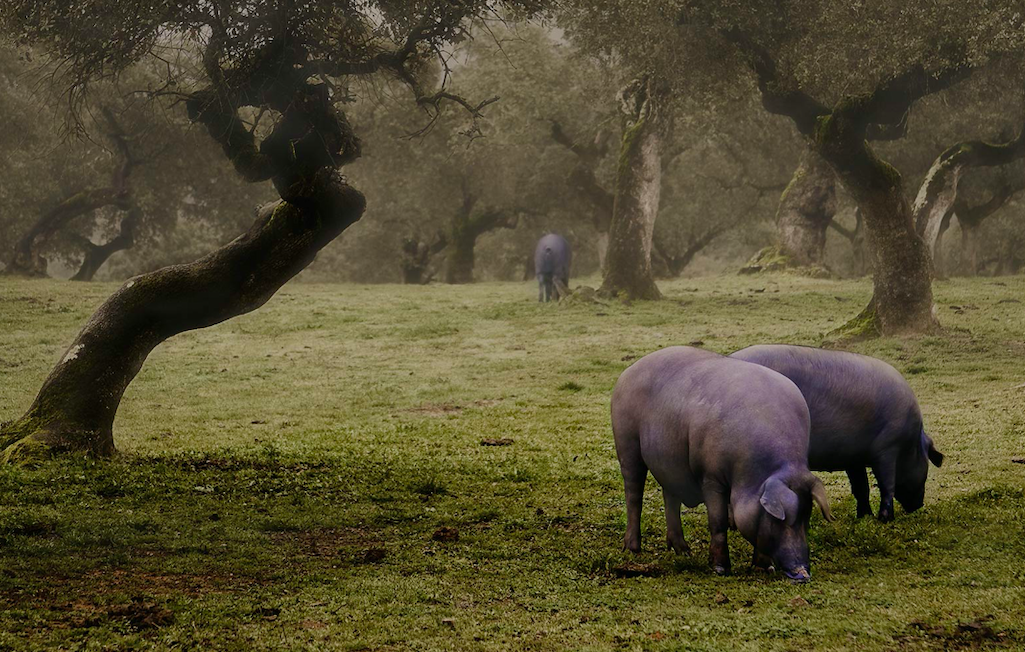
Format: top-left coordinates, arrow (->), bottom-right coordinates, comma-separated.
776,149 -> 837,267
721,29 -> 974,333
815,107 -> 937,334
1,49 -> 366,459
600,75 -> 666,301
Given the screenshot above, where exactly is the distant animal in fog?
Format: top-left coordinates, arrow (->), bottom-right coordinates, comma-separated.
612,346 -> 833,583
534,233 -> 571,302
730,344 -> 943,521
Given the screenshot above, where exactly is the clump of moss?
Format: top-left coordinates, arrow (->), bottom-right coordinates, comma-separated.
824,302 -> 882,343
739,246 -> 833,278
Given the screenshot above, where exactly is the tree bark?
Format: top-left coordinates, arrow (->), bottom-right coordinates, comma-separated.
1,175 -> 364,460
776,149 -> 836,267
815,105 -> 937,335
599,76 -> 665,301
401,231 -> 446,284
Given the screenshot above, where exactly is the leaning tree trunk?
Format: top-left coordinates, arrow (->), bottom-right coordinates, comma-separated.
1,66 -> 365,459
776,149 -> 837,267
600,76 -> 665,301
0,177 -> 364,460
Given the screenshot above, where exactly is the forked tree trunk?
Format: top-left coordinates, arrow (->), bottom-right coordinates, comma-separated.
0,176 -> 364,459
776,149 -> 837,266
914,131 -> 1025,275
70,206 -> 141,282
600,76 -> 665,301
5,188 -> 126,277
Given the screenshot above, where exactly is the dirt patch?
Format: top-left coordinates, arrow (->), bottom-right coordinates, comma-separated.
270,527 -> 380,558
481,438 -> 514,446
612,562 -> 662,578
404,399 -> 500,416
52,596 -> 174,631
432,526 -> 460,542
895,617 -> 1015,649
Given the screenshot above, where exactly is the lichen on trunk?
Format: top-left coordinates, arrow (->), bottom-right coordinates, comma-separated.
775,149 -> 836,268
599,75 -> 665,301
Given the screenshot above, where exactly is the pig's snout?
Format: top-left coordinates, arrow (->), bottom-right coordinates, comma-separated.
784,566 -> 811,584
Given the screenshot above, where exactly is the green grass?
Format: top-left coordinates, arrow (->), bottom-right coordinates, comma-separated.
1,273 -> 1024,651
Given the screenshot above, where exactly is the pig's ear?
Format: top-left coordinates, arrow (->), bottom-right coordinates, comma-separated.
925,434 -> 944,468
807,475 -> 835,522
759,477 -> 796,521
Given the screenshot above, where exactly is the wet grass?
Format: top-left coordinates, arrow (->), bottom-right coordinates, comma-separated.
0,273 -> 1024,650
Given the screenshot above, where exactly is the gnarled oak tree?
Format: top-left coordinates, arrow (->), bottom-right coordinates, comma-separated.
0,0 -> 537,459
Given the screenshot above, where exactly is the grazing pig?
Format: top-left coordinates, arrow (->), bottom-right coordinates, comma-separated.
612,346 -> 833,582
534,233 -> 571,302
730,345 -> 944,521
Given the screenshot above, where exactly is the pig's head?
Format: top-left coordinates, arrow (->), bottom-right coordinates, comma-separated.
735,473 -> 834,583
894,431 -> 944,513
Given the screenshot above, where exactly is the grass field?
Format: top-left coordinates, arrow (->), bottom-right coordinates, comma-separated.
1,273 -> 1024,651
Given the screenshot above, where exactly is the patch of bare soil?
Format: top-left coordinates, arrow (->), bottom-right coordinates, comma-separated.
51,596 -> 174,631
270,526 -> 384,562
894,617 -> 1016,649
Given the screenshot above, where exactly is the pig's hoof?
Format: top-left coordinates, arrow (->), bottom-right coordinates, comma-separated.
784,567 -> 811,584
753,564 -> 775,573
712,565 -> 730,576
856,507 -> 873,518
666,538 -> 691,555
624,539 -> 641,554
877,511 -> 894,523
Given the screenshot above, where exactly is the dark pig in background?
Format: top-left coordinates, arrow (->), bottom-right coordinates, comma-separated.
534,233 -> 571,302
730,344 -> 943,521
612,346 -> 834,582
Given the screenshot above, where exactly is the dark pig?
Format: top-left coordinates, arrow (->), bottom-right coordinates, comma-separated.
534,233 -> 571,302
730,344 -> 943,521
612,346 -> 833,582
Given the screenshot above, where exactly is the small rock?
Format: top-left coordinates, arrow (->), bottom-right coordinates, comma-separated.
432,526 -> 459,542
714,592 -> 730,605
1012,457 -> 1025,464
480,438 -> 514,447
441,618 -> 456,630
789,597 -> 810,608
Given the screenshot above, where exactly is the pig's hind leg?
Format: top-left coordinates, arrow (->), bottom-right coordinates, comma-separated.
704,482 -> 732,575
619,453 -> 647,553
663,491 -> 691,554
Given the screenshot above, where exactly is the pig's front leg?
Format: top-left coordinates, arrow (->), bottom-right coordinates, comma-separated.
846,466 -> 873,518
752,549 -> 774,572
663,491 -> 690,554
705,482 -> 731,575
